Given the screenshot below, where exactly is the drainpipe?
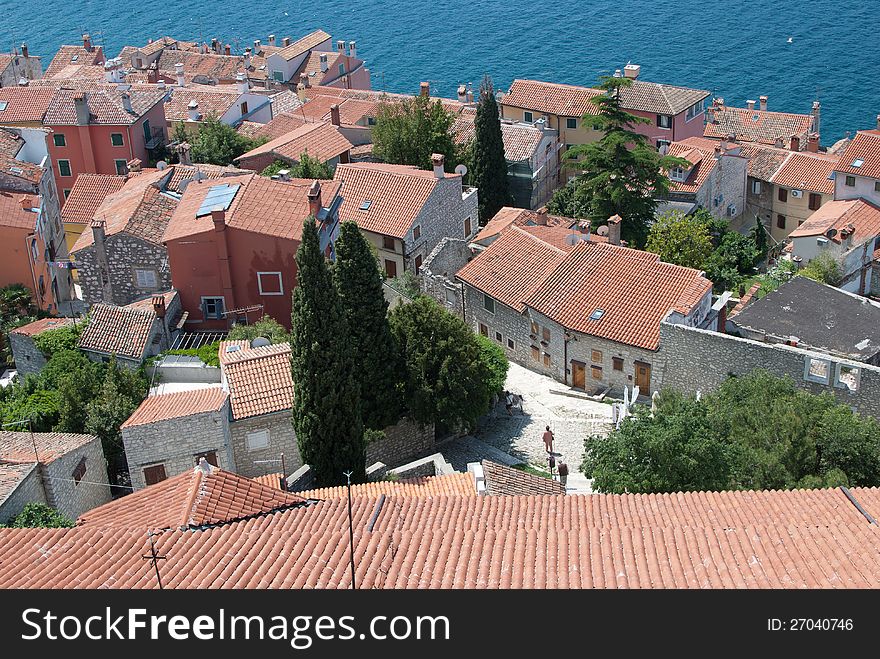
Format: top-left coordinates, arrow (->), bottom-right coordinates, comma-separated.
563,329 -> 570,385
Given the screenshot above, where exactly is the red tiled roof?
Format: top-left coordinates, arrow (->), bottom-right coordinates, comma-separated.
788,198 -> 880,246
297,472 -> 476,499
333,162 -> 457,239
502,79 -> 602,117
705,106 -> 814,145
77,462 -> 306,529
294,50 -> 344,85
453,111 -> 548,162
9,317 -> 74,337
0,86 -> 54,123
475,207 -> 573,244
217,340 -> 251,365
236,121 -> 352,167
667,138 -> 720,193
737,142 -> 792,181
122,388 -> 228,429
164,162 -> 241,193
457,226 -> 569,312
60,173 -> 127,225
237,111 -> 308,140
833,130 -> 880,179
4,487 -> 880,588
163,85 -> 240,122
526,241 -> 712,350
44,45 -> 104,79
770,151 -> 839,195
616,79 -> 709,115
77,303 -> 157,359
154,50 -> 242,84
223,343 -> 294,420
0,191 -> 37,230
0,127 -> 24,158
267,90 -> 303,115
0,431 -> 96,464
163,173 -> 342,242
44,87 -> 166,125
274,30 -> 332,62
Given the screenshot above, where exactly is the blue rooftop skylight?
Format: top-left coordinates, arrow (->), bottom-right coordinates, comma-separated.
359,199 -> 372,210
852,159 -> 864,168
0,101 -> 7,111
196,183 -> 241,217
589,308 -> 605,321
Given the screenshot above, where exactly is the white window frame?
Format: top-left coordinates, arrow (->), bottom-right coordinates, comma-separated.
257,271 -> 284,296
751,180 -> 762,195
246,429 -> 270,451
804,356 -> 831,384
110,132 -> 124,147
114,159 -> 128,175
201,296 -> 225,319
134,267 -> 158,289
657,114 -> 673,129
835,364 -> 861,392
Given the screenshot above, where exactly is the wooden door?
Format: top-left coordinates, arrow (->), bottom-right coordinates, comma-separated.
635,362 -> 652,391
571,361 -> 586,390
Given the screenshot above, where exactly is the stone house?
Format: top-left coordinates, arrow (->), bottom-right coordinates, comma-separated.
0,46 -> 42,87
71,167 -> 178,306
456,219 -> 714,395
8,317 -> 75,376
235,119 -> 352,173
78,290 -> 184,367
665,136 -> 747,222
333,158 -> 478,278
0,430 -> 111,523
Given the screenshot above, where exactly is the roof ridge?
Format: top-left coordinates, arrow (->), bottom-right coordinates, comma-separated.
509,224 -> 568,255
182,466 -> 207,527
768,151 -> 796,183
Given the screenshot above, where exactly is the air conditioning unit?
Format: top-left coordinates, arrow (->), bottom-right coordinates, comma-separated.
726,204 -> 737,217
790,189 -> 803,198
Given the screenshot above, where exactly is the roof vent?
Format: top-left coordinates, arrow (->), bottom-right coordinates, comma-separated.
251,337 -> 270,348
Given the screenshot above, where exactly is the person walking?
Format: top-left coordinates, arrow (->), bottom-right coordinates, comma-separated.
542,425 -> 554,454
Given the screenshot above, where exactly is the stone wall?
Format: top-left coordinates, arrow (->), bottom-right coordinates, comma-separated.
75,235 -> 171,306
482,460 -> 565,496
655,322 -> 880,419
366,417 -> 435,469
402,182 -> 478,274
421,237 -> 471,317
0,463 -> 47,523
463,283 -> 532,371
9,332 -> 47,377
43,437 -> 112,520
122,404 -> 232,490
230,411 -> 301,479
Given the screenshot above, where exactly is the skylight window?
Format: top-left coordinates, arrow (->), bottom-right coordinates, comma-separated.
0,101 -> 7,111
852,159 -> 864,168
751,114 -> 760,122
359,200 -> 372,210
589,308 -> 605,321
71,55 -> 78,62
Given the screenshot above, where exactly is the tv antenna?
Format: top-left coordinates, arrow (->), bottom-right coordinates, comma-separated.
142,530 -> 167,589
344,470 -> 356,589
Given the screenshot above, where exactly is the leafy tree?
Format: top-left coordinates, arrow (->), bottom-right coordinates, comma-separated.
751,215 -> 769,259
755,259 -> 798,297
372,94 -> 459,171
228,316 -> 291,344
33,323 -> 83,358
800,252 -> 842,287
172,120 -> 189,146
0,284 -> 38,366
475,334 -> 509,397
470,75 -> 510,224
291,217 -> 365,486
547,76 -> 688,246
703,230 -> 759,293
189,115 -> 262,165
332,222 -> 403,430
814,406 -> 880,486
3,502 -> 73,528
260,153 -> 334,180
0,387 -> 61,432
645,210 -> 714,269
389,296 -> 492,431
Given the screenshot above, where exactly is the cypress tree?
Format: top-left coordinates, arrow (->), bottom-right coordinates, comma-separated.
471,75 -> 510,225
332,221 -> 403,430
291,217 -> 365,485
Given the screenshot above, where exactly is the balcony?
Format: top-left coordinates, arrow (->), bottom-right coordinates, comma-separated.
145,127 -> 167,151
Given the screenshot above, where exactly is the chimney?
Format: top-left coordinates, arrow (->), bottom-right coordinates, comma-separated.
807,133 -> 819,153
276,169 -> 290,181
121,92 -> 132,113
337,40 -> 345,54
83,33 -> 92,51
152,295 -> 166,318
457,84 -> 467,103
876,114 -> 880,131
19,196 -> 34,211
789,134 -> 800,151
253,39 -> 261,53
623,63 -> 641,79
307,180 -> 322,217
21,43 -> 28,58
197,457 -> 213,475
420,81 -> 430,98
466,83 -> 474,103
282,37 -> 291,48
607,214 -> 622,246
175,62 -> 185,86
236,71 -> 248,94
178,141 -> 191,165
746,99 -> 755,110
716,301 -> 728,334
431,153 -> 445,178
18,77 -> 28,86
811,101 -> 821,135
268,34 -> 276,47
211,208 -> 226,230
774,137 -> 784,148
127,158 -> 141,172
349,41 -> 357,59
243,47 -> 252,68
577,219 -> 591,237
73,92 -> 90,125
210,38 -> 218,53
759,95 -> 768,111
319,53 -> 328,72
299,73 -> 310,89
224,44 -> 231,56
535,208 -> 548,225
330,103 -> 341,126
715,97 -> 725,108
187,99 -> 200,122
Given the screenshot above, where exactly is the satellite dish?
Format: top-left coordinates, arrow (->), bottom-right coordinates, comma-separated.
596,225 -> 609,236
250,337 -> 270,348
156,160 -> 168,170
564,233 -> 585,246
454,163 -> 468,177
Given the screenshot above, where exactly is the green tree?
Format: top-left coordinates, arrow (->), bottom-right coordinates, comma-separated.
751,215 -> 769,259
547,76 -> 688,246
190,115 -> 261,165
645,210 -> 714,269
814,406 -> 880,486
261,153 -> 334,180
3,502 -> 73,528
475,334 -> 509,397
33,323 -> 83,358
291,217 -> 365,485
372,94 -> 459,171
228,316 -> 291,344
389,296 -> 492,431
800,252 -> 842,287
43,349 -> 103,433
470,75 -> 510,224
703,230 -> 759,293
332,222 -> 403,430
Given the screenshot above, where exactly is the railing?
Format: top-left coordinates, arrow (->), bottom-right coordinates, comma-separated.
145,127 -> 167,150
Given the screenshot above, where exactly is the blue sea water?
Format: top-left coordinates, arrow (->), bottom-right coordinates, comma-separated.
1,0 -> 877,142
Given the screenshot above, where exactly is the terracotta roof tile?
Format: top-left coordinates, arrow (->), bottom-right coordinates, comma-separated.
0,431 -> 96,464
43,45 -> 103,79
236,121 -> 352,167
164,163 -> 242,193
475,207 -> 573,244
154,50 -> 241,84
788,198 -> 880,245
770,151 -> 839,194
453,111 -> 548,162
525,242 -> 712,350
223,343 -> 294,420
737,142 -> 792,180
0,127 -> 24,158
267,90 -> 303,115
667,137 -> 722,193
834,130 -> 880,179
10,317 -> 74,337
217,340 -> 251,365
0,86 -> 54,123
253,473 -> 285,490
44,87 -> 166,125
77,462 -> 306,529
274,30 -> 332,62
293,50 -> 345,86
122,388 -> 228,429
297,472 -> 476,499
77,297 -> 166,359
0,191 -> 38,230
237,111 -> 308,140
333,162 -> 457,239
163,85 -> 240,122
616,79 -> 709,115
481,461 -> 565,496
503,79 -> 602,117
60,173 -> 127,225
705,106 -> 814,145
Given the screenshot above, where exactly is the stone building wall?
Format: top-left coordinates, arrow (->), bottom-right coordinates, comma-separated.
43,437 -> 112,520
122,404 -> 232,490
9,332 -> 47,377
402,182 -> 478,274
366,417 -> 435,469
75,234 -> 171,306
421,237 -> 471,317
655,322 -> 880,419
0,463 -> 47,523
230,412 -> 301,479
